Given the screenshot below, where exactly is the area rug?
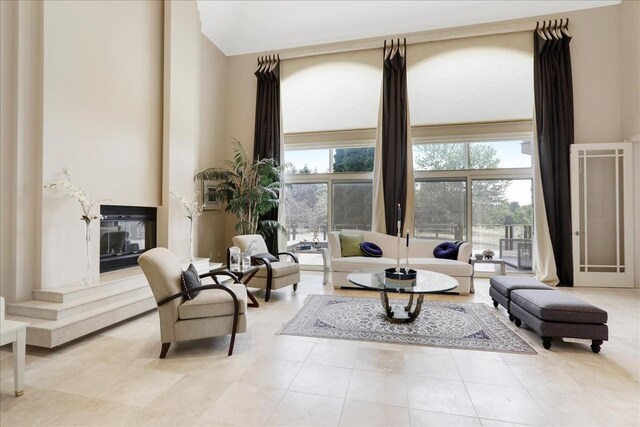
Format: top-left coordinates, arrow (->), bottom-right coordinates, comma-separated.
280,295 -> 536,354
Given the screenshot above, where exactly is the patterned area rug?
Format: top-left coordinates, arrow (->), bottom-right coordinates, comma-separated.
280,295 -> 536,354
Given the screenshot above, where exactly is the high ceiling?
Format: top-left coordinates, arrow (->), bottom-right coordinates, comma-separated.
196,0 -> 620,56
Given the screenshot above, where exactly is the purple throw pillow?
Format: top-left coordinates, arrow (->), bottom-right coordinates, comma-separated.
361,242 -> 383,258
433,241 -> 461,260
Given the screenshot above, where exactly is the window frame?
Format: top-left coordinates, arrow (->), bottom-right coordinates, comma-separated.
284,121 -> 534,250
284,172 -> 373,235
414,177 -> 468,241
413,127 -> 533,248
284,131 -> 376,236
284,180 -> 330,242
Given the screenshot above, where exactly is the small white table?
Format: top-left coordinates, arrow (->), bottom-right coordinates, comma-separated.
470,258 -> 507,294
289,247 -> 329,285
0,297 -> 29,397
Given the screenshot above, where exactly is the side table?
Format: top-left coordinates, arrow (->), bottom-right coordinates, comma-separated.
0,297 -> 29,397
210,265 -> 260,308
289,247 -> 329,285
470,258 -> 506,294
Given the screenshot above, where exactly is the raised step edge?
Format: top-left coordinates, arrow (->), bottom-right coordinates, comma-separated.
14,294 -> 158,348
31,267 -> 146,303
30,258 -> 210,303
6,285 -> 152,321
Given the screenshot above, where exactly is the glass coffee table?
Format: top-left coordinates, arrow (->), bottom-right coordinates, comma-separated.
347,268 -> 458,323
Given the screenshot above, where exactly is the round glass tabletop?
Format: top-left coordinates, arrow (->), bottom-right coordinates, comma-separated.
347,268 -> 458,294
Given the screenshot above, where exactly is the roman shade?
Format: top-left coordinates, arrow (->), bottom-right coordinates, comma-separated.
407,32 -> 533,126
281,49 -> 382,134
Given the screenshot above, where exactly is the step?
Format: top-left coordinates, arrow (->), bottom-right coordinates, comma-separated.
6,285 -> 152,320
31,267 -> 146,303
6,294 -> 158,348
3,257 -> 211,348
30,258 -> 209,303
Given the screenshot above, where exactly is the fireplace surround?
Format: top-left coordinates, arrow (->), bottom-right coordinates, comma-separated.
100,205 -> 156,272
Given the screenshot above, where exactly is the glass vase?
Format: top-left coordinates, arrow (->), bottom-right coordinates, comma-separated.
82,219 -> 94,286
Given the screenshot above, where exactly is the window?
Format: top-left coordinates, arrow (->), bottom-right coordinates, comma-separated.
470,141 -> 531,169
412,131 -> 533,272
413,139 -> 531,171
284,125 -> 534,272
284,142 -> 375,249
332,181 -> 373,231
332,147 -> 375,172
285,149 -> 330,174
472,179 -> 533,270
285,146 -> 374,174
414,180 -> 466,240
284,183 -> 328,243
414,142 -> 466,171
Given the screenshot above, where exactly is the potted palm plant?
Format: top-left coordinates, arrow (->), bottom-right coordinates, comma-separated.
194,139 -> 286,237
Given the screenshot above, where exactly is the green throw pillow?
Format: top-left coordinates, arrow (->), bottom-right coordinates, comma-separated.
339,232 -> 364,257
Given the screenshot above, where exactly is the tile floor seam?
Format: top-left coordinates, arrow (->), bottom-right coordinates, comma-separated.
335,393 -> 347,426
456,366 -> 481,420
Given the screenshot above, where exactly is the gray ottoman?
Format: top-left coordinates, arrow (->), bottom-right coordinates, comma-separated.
489,276 -> 553,321
510,290 -> 608,353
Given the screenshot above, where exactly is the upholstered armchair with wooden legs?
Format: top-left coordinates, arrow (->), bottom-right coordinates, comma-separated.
232,234 -> 300,302
138,247 -> 247,358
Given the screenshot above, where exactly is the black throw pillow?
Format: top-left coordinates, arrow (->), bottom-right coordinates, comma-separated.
251,252 -> 278,265
181,264 -> 201,300
360,241 -> 383,258
433,241 -> 463,260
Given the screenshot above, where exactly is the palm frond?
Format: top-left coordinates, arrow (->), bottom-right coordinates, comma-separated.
257,220 -> 287,239
195,139 -> 285,235
194,168 -> 228,182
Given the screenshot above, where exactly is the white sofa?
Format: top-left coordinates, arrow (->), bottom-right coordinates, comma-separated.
328,231 -> 473,294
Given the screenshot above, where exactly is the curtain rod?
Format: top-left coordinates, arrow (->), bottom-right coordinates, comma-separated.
275,19 -> 543,61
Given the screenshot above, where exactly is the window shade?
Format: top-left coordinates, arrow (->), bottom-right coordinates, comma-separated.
407,32 -> 533,126
281,49 -> 382,134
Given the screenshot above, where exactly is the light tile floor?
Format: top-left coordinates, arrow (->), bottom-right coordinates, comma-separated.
1,274 -> 639,426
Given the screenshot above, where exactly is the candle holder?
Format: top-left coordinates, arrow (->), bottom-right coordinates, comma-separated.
384,267 -> 417,288
385,267 -> 417,281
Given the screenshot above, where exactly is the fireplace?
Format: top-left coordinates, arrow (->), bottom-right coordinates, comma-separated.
100,205 -> 157,272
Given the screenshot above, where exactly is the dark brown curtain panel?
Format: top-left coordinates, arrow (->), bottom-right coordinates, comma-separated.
534,21 -> 574,286
381,40 -> 409,235
254,56 -> 281,254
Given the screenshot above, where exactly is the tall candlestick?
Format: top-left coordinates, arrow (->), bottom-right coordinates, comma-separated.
396,236 -> 401,272
406,230 -> 410,269
396,205 -> 402,272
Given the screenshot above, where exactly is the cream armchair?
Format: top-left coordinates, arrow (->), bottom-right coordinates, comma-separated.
138,247 -> 247,358
232,234 -> 300,302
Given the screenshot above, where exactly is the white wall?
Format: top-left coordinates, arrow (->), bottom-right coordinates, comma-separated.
568,6 -> 623,144
223,54 -> 259,247
619,0 -> 640,287
0,1 -> 43,301
40,1 -> 163,288
0,0 -> 227,301
196,34 -> 229,262
620,0 -> 640,140
159,0 -> 203,262
0,0 -> 18,302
